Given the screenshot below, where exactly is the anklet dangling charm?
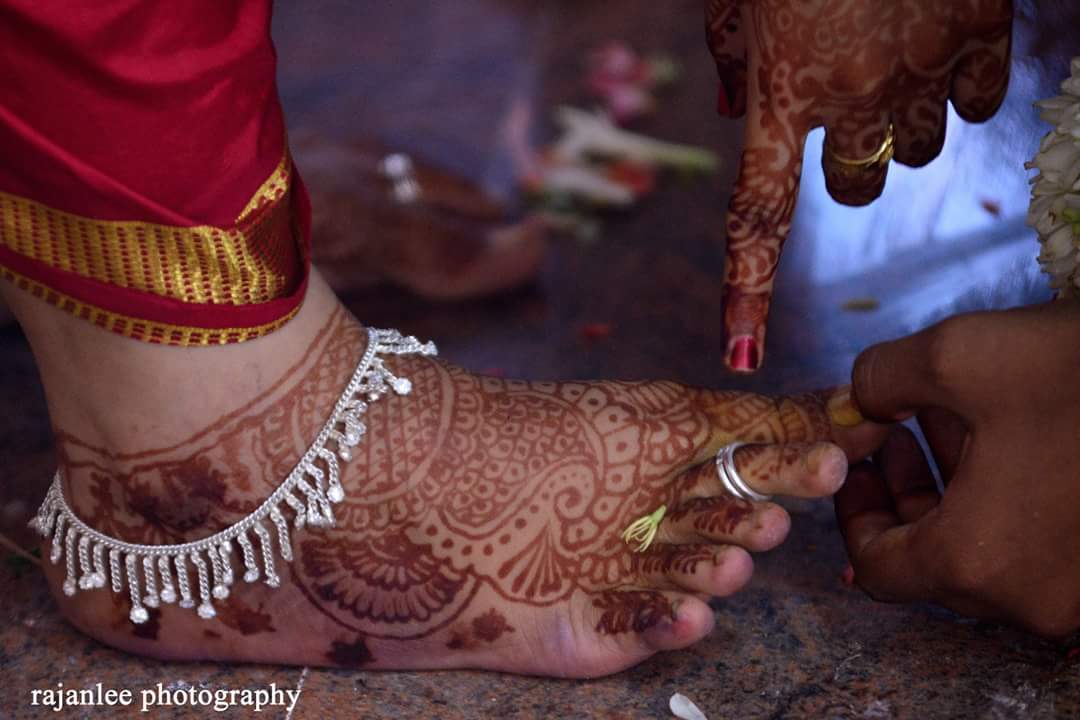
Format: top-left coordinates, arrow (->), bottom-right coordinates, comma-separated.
30,328 -> 437,624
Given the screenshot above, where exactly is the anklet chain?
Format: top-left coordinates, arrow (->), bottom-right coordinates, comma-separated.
30,327 -> 437,625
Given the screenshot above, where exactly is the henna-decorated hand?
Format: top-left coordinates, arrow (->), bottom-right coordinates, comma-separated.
705,0 -> 1013,371
836,301 -> 1080,638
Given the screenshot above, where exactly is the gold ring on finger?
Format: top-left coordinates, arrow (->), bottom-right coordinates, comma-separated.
825,123 -> 896,176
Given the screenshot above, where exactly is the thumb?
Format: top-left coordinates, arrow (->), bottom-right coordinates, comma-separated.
851,318 -> 978,423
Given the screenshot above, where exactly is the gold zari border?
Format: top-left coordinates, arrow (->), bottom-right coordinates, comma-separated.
0,265 -> 299,345
0,153 -> 296,306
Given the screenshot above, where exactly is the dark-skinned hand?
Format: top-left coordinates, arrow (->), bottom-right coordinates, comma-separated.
836,300 -> 1080,638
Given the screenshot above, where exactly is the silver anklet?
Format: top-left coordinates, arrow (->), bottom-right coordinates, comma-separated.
30,327 -> 436,624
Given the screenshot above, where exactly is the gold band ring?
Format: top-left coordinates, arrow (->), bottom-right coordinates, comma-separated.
826,124 -> 895,175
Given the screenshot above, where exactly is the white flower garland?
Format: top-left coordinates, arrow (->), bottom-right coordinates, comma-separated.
1027,58 -> 1080,297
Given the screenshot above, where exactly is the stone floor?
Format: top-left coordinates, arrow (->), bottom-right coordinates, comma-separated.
2,1 -> 1079,718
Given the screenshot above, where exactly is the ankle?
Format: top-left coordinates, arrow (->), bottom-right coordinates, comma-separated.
4,272 -> 349,455
16,272 -> 372,551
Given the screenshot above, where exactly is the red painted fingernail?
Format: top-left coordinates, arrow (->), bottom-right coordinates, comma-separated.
727,336 -> 759,372
840,564 -> 856,587
716,81 -> 733,117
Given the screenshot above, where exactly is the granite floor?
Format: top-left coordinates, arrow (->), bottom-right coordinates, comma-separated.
2,2 -> 1080,718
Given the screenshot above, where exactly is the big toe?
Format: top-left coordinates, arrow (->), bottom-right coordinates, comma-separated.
569,589 -> 715,676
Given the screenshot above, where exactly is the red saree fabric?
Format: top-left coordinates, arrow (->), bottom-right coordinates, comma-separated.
0,0 -> 309,345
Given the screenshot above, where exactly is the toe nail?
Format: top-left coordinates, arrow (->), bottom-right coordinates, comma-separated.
810,445 -> 847,490
827,388 -> 864,427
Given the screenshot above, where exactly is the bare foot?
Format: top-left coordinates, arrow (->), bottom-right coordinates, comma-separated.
5,271 -> 882,677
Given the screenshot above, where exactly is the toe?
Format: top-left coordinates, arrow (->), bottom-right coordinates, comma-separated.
632,544 -> 754,597
656,496 -> 791,552
640,594 -> 715,652
587,588 -> 715,657
678,441 -> 848,501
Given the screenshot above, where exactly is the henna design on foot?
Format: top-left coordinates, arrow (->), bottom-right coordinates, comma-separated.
472,608 -> 515,643
631,545 -> 719,577
326,636 -> 376,667
446,608 -> 516,650
666,497 -> 755,537
40,291 -> 855,674
214,597 -> 277,636
592,590 -> 675,635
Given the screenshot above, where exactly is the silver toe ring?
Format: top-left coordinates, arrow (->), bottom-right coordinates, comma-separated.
715,442 -> 772,503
